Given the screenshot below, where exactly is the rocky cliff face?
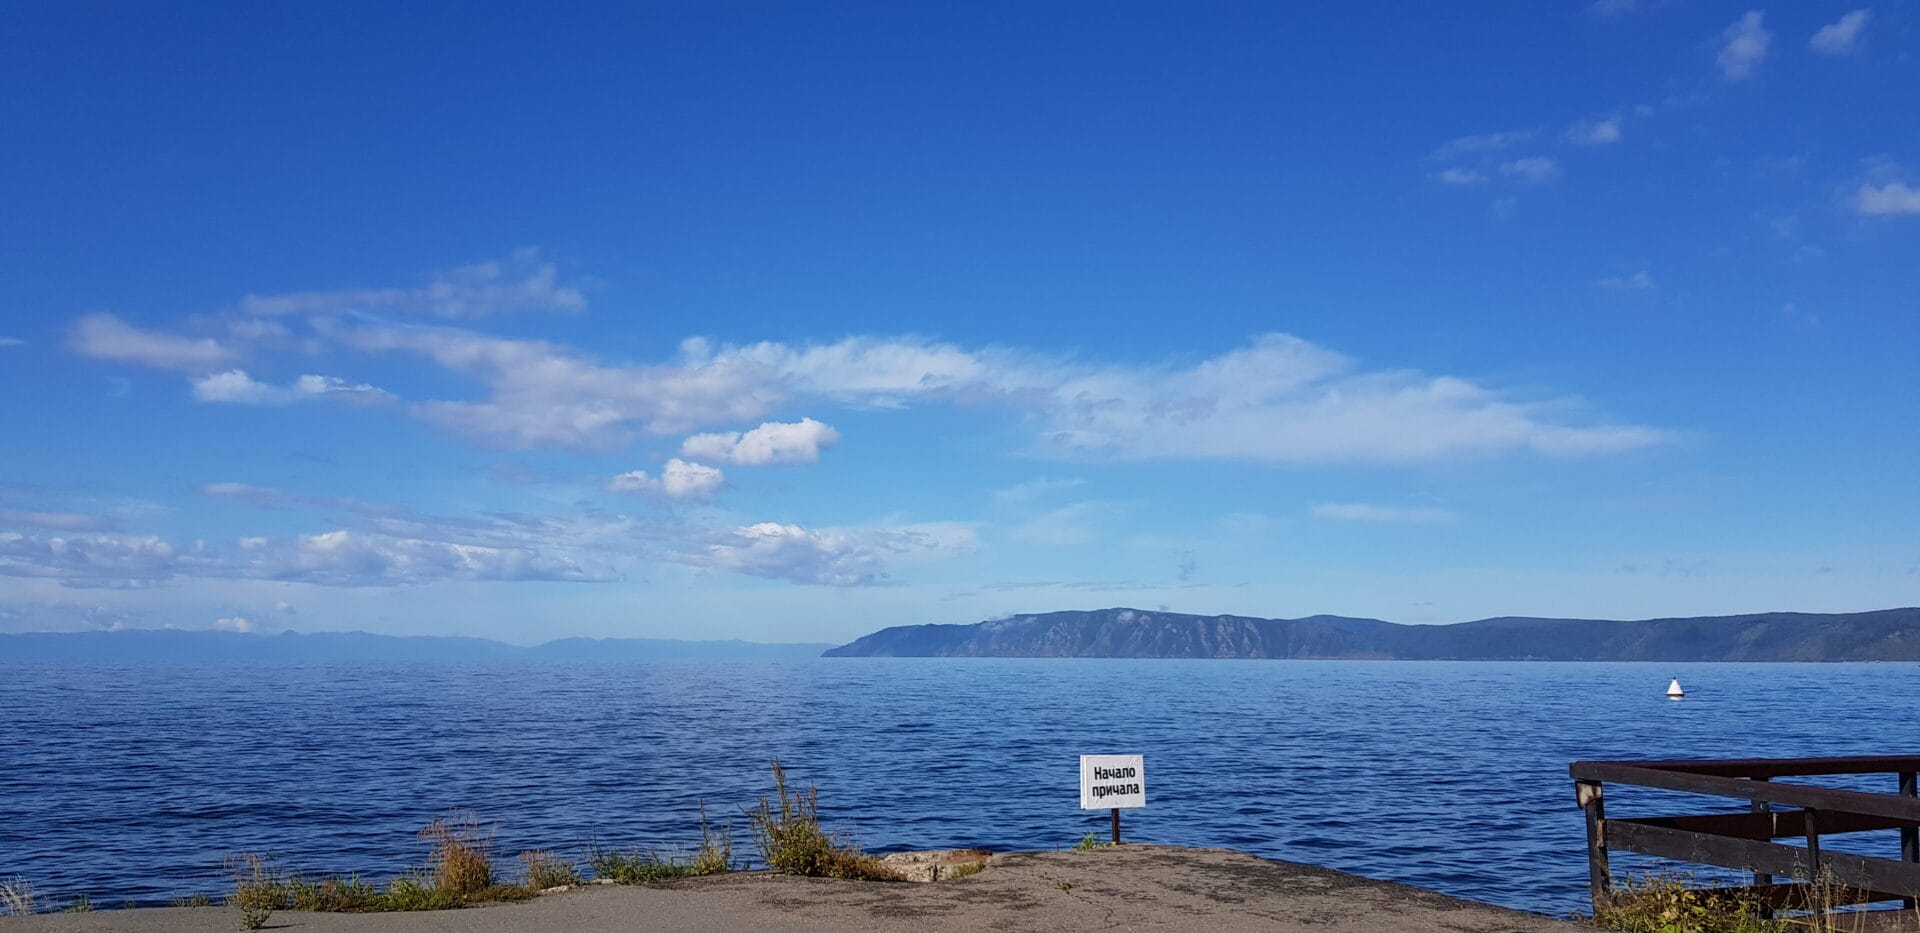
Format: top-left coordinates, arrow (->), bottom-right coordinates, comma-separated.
822,607 -> 1920,661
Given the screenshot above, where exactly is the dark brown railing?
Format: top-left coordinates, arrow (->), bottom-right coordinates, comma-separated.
1570,756 -> 1920,916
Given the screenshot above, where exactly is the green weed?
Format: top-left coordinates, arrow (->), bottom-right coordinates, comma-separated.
747,761 -> 898,881
1592,875 -> 1783,933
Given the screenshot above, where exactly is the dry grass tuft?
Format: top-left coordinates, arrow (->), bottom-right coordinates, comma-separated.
0,877 -> 35,917
518,850 -> 580,891
747,761 -> 899,881
419,811 -> 494,896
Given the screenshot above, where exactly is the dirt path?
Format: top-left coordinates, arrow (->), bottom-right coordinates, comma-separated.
8,845 -> 1579,933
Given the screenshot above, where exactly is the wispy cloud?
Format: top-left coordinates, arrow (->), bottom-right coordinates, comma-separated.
316,323 -> 1666,463
1596,271 -> 1658,291
992,477 -> 1086,506
1499,157 -> 1562,184
68,314 -> 234,372
1310,503 -> 1458,524
0,510 -> 120,532
681,418 -> 841,465
1565,117 -> 1622,146
677,521 -> 969,586
1428,130 -> 1535,163
1434,167 -> 1490,187
1008,501 -> 1126,547
0,337 -> 23,348
191,370 -> 396,406
1810,9 -> 1870,56
1856,183 -> 1920,216
241,248 -> 584,319
1717,12 -> 1772,81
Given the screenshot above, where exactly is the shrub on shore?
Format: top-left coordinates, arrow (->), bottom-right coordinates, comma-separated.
1591,875 -> 1783,933
747,761 -> 899,881
227,853 -> 281,930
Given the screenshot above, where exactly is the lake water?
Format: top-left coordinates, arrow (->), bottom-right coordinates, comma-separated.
3,659 -> 1917,916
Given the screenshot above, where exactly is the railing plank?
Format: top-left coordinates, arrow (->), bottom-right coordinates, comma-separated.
1618,810 -> 1915,840
1606,821 -> 1920,895
1570,761 -> 1920,822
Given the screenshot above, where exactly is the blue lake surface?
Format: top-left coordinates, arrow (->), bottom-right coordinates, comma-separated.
3,659 -> 1917,916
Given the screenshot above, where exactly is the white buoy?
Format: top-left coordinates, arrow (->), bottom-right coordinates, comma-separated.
1666,678 -> 1685,699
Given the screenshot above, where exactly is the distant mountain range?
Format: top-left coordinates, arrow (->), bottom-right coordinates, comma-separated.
0,629 -> 832,664
822,607 -> 1920,661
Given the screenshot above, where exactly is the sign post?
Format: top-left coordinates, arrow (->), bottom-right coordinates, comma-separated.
1079,754 -> 1145,844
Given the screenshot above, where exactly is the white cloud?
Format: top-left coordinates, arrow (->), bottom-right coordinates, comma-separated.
1717,12 -> 1772,81
202,482 -> 291,507
1856,183 -> 1920,216
1566,118 -> 1622,146
67,313 -> 234,372
1596,271 -> 1658,291
0,510 -> 119,532
609,459 -> 726,500
0,532 -> 184,584
992,477 -> 1086,505
192,370 -> 396,406
212,616 -> 255,633
1500,157 -> 1562,184
1026,334 -> 1668,462
1311,503 -> 1458,524
0,515 -> 610,588
1009,501 -> 1125,547
236,529 -> 604,585
324,323 -> 1664,464
1810,9 -> 1870,55
681,418 -> 841,465
678,520 -> 967,586
241,248 -> 585,319
1428,130 -> 1535,162
1434,167 -> 1490,187
0,337 -> 23,348
322,321 -> 779,448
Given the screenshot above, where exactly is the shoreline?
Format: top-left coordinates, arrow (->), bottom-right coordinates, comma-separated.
2,845 -> 1577,932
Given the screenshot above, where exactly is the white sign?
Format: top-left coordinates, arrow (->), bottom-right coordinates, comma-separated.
1080,754 -> 1146,810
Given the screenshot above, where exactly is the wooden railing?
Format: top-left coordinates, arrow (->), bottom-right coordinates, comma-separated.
1570,756 -> 1920,915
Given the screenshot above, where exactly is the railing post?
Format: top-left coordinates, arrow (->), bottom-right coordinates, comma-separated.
1901,771 -> 1917,909
1802,807 -> 1821,881
1578,780 -> 1610,912
1752,777 -> 1773,918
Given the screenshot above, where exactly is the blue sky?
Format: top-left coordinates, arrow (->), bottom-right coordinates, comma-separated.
2,2 -> 1916,643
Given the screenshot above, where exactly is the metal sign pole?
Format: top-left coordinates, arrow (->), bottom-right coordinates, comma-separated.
1111,807 -> 1121,844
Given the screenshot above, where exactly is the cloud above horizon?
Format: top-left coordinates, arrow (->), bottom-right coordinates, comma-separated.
1717,12 -> 1772,81
609,459 -> 727,500
241,248 -> 585,319
682,418 -> 842,465
192,370 -> 397,406
1810,10 -> 1870,56
69,314 -> 234,372
1311,502 -> 1459,524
